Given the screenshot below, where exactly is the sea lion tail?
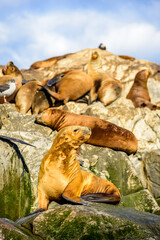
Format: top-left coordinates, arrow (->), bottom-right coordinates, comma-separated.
81,193 -> 120,205
37,85 -> 57,98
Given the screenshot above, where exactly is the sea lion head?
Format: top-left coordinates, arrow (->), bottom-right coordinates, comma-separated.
135,69 -> 151,83
2,61 -> 21,76
91,51 -> 99,60
53,125 -> 91,148
36,108 -> 63,127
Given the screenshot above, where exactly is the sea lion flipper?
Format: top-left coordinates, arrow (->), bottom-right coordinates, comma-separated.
47,75 -> 62,87
62,175 -> 88,205
81,193 -> 120,204
62,194 -> 88,205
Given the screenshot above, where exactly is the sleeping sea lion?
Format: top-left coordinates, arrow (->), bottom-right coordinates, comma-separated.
118,55 -> 135,61
30,53 -> 71,69
42,70 -> 94,104
126,69 -> 160,110
90,74 -> 122,106
31,74 -> 64,114
87,51 -> 122,105
31,85 -> 56,114
37,125 -> 121,210
36,108 -> 138,154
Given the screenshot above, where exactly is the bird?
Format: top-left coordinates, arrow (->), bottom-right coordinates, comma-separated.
98,43 -> 106,50
0,61 -> 23,104
0,79 -> 18,103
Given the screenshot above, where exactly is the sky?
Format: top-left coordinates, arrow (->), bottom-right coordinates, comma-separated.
0,0 -> 160,69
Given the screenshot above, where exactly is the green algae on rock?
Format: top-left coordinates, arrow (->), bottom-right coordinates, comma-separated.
31,204 -> 160,240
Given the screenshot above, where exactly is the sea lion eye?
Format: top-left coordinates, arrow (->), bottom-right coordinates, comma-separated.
73,129 -> 79,132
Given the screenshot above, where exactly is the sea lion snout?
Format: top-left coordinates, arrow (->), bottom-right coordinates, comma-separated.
35,113 -> 43,124
81,126 -> 91,136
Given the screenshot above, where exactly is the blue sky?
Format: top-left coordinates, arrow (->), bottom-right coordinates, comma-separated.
0,0 -> 160,69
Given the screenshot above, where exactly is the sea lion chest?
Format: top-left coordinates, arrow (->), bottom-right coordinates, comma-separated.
38,152 -> 81,200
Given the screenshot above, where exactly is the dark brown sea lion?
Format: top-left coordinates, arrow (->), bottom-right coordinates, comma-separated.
0,62 -> 23,103
36,108 -> 138,154
126,69 -> 160,110
37,125 -> 121,210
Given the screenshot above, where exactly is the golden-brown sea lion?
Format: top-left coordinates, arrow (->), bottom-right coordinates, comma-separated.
36,108 -> 138,154
0,62 -> 23,104
30,53 -> 71,69
37,125 -> 120,210
31,74 -> 64,114
118,55 -> 135,61
15,80 -> 41,114
90,74 -> 122,106
87,51 -> 122,105
43,70 -> 94,104
126,69 -> 160,110
31,86 -> 56,114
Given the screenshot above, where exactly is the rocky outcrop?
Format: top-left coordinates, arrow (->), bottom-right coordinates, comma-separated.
0,48 -> 160,238
0,102 -> 160,220
13,204 -> 160,240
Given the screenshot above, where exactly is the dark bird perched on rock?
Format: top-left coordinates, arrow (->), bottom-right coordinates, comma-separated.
98,43 -> 106,50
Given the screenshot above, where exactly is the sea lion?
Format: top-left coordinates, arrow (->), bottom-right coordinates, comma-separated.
31,75 -> 63,114
90,74 -> 122,106
118,55 -> 135,61
30,53 -> 71,69
126,69 -> 160,110
37,125 -> 121,210
15,80 -> 41,114
31,86 -> 55,114
87,51 -> 122,105
42,70 -> 94,104
0,62 -> 23,103
36,108 -> 138,154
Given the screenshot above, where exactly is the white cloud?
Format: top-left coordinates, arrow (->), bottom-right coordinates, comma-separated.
0,8 -> 160,68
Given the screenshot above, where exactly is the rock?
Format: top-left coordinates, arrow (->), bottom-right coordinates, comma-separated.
120,189 -> 160,214
0,48 -> 160,228
0,104 -> 56,220
0,101 -> 160,220
142,150 -> 160,201
0,218 -> 39,240
16,204 -> 160,240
